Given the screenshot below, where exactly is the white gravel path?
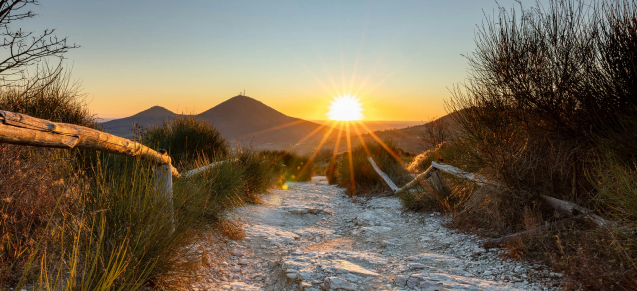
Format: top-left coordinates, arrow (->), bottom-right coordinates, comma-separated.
192,176 -> 564,291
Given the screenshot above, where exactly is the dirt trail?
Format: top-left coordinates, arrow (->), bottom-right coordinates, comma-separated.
193,177 -> 563,291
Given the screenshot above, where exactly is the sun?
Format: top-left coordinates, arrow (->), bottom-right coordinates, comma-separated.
327,95 -> 364,121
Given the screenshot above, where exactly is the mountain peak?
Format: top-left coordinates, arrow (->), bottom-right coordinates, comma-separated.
132,106 -> 175,118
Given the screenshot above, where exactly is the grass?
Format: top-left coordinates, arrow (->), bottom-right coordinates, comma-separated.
0,69 -> 286,289
143,115 -> 229,167
332,138 -> 411,196
399,0 -> 637,289
262,150 -> 314,182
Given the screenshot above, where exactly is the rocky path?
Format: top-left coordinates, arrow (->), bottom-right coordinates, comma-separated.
193,176 -> 564,291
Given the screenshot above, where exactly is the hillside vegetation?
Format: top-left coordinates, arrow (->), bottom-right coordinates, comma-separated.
402,1 -> 637,289
0,70 -> 308,289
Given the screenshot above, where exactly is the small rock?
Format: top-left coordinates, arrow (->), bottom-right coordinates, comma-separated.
394,275 -> 408,286
238,259 -> 249,265
324,277 -> 356,290
231,249 -> 246,257
300,281 -> 313,290
286,272 -> 298,279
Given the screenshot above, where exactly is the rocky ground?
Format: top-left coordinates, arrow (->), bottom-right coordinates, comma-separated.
192,176 -> 565,291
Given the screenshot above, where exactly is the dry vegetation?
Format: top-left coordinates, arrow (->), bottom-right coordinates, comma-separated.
0,70 -> 291,289
400,0 -> 637,289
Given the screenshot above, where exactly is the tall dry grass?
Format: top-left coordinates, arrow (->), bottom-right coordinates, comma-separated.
0,68 -> 286,289
431,0 -> 637,288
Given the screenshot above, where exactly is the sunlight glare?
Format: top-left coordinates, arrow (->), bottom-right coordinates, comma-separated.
327,95 -> 364,121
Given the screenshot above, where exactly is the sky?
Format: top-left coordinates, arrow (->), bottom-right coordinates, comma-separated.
20,0 -> 526,121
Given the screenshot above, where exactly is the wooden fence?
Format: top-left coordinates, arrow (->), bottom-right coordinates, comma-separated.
367,156 -> 613,246
0,110 -> 226,229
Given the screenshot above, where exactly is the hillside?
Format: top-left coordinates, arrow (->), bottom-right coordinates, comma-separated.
196,96 -> 330,145
101,106 -> 177,138
101,96 -> 337,147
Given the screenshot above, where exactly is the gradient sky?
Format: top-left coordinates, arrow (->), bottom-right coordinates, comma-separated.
21,0 -> 526,121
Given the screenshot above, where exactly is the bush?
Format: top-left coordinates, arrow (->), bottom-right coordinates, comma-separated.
263,150 -> 314,182
0,68 -> 94,128
442,0 -> 637,288
418,118 -> 450,149
333,139 -> 411,196
143,116 -> 229,167
0,145 -> 81,287
236,147 -> 284,202
180,157 -> 247,221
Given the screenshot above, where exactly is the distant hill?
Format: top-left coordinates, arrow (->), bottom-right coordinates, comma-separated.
101,106 -> 177,138
196,96 -> 330,144
101,96 -> 335,146
359,112 -> 461,154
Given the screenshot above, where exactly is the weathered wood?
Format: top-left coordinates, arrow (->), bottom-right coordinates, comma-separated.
394,165 -> 436,195
0,122 -> 80,148
481,215 -> 587,248
540,194 -> 611,227
0,110 -> 180,177
367,157 -> 399,191
182,159 -> 232,178
430,161 -> 613,228
154,161 -> 175,233
431,161 -> 491,186
430,169 -> 451,196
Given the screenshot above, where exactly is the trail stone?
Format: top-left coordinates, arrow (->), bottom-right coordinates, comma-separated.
394,275 -> 408,286
324,277 -> 356,290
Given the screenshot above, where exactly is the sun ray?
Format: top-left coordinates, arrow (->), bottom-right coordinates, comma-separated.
348,19 -> 368,94
236,119 -> 308,140
285,47 -> 338,98
311,40 -> 341,96
327,121 -> 346,180
297,120 -> 340,177
352,55 -> 386,97
357,49 -> 425,100
346,122 -> 356,197
351,121 -> 371,157
282,121 -> 336,154
355,120 -> 403,165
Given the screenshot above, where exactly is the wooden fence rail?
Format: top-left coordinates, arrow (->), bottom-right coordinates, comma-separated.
0,110 -> 228,231
367,157 -> 613,244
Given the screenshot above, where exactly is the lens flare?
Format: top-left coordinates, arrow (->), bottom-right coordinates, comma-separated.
327,95 -> 363,121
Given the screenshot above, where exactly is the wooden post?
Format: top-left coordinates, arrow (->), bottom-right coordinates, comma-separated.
367,157 -> 399,191
430,169 -> 451,197
154,150 -> 175,233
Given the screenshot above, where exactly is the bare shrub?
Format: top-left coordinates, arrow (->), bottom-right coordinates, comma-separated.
445,0 -> 637,288
0,145 -> 82,287
418,118 -> 450,149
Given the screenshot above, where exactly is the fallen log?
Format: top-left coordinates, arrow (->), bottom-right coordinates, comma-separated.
481,215 -> 587,249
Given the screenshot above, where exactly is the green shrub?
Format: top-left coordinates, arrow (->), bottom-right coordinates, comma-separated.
236,147 -> 284,202
263,150 -> 314,182
143,116 -> 229,167
333,139 -> 411,196
179,157 -> 247,221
